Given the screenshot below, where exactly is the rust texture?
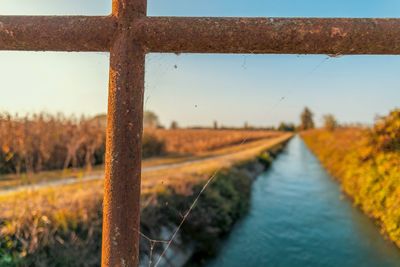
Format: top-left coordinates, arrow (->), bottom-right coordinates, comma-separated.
138,17 -> 400,55
0,16 -> 116,51
101,0 -> 146,266
3,16 -> 400,55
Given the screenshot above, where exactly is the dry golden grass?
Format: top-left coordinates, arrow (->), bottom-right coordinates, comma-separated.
141,133 -> 292,194
0,133 -> 292,204
151,129 -> 281,155
0,133 -> 292,220
0,129 -> 282,190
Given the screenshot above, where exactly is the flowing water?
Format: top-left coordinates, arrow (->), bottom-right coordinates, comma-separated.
205,136 -> 400,267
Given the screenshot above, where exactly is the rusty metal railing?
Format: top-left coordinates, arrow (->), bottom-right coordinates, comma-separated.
1,0 -> 400,266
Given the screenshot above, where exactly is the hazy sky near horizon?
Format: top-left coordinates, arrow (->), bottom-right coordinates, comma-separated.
1,0 -> 400,127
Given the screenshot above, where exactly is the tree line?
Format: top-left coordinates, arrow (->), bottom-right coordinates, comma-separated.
277,107 -> 338,132
146,109 -> 338,133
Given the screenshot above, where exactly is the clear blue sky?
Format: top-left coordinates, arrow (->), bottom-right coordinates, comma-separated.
1,0 -> 400,127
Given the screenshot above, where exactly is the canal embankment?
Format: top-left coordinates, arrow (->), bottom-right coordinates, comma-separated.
139,134 -> 293,267
302,127 -> 400,250
205,136 -> 400,267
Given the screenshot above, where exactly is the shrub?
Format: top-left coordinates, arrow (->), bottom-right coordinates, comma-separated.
257,151 -> 272,167
302,115 -> 400,249
369,109 -> 400,153
278,122 -> 295,132
142,132 -> 166,158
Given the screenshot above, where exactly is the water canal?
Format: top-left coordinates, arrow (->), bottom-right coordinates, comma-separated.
205,136 -> 400,267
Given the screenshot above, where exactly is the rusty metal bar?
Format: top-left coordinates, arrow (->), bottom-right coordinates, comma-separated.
101,0 -> 146,266
3,16 -> 400,55
137,17 -> 400,55
0,16 -> 116,51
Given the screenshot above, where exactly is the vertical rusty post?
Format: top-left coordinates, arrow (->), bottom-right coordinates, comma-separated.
102,0 -> 146,266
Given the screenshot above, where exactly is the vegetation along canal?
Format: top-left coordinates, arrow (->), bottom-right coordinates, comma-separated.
205,136 -> 400,267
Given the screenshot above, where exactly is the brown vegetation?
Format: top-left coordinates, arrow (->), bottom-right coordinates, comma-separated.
0,113 -> 281,177
0,113 -> 106,175
150,129 -> 281,155
302,110 -> 400,248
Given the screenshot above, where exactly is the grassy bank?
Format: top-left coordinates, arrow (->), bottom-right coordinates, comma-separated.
140,138 -> 290,265
302,127 -> 400,248
141,161 -> 261,266
0,134 -> 291,266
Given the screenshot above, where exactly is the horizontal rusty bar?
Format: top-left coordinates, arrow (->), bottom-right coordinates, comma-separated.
137,17 -> 400,55
0,16 -> 116,51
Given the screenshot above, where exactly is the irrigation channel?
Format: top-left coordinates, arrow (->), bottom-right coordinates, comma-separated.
204,136 -> 400,267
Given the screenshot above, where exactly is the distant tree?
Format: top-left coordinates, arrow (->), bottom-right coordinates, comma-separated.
170,121 -> 179,129
144,111 -> 160,129
299,107 -> 315,130
278,122 -> 295,132
323,114 -> 338,131
213,121 -> 218,130
244,122 -> 249,129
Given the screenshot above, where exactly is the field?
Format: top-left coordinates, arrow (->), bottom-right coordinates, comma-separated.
0,129 -> 292,266
150,129 -> 281,155
0,124 -> 280,190
302,119 -> 400,248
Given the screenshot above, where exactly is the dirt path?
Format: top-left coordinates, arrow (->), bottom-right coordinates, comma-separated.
0,157 -> 221,195
0,134 -> 292,196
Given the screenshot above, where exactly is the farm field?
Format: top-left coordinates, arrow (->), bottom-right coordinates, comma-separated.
150,129 -> 281,155
0,126 -> 281,191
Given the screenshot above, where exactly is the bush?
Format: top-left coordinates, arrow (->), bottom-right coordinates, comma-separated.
257,151 -> 272,167
278,122 -> 295,132
142,132 -> 166,158
369,109 -> 400,153
302,119 -> 400,249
